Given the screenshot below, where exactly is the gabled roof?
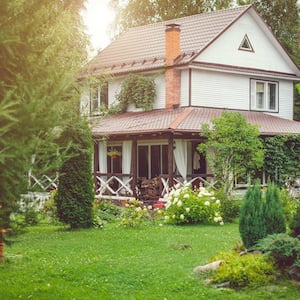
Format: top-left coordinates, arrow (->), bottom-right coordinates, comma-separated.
86,5 -> 252,76
91,107 -> 300,137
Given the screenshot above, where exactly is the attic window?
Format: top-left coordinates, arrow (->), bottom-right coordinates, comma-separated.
239,34 -> 254,52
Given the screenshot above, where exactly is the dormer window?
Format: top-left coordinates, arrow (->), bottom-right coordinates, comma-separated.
90,83 -> 108,115
239,34 -> 254,52
250,79 -> 278,112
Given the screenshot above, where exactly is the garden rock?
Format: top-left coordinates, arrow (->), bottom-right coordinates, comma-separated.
194,260 -> 224,275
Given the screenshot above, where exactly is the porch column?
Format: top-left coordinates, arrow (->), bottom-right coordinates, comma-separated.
168,133 -> 174,188
132,137 -> 137,195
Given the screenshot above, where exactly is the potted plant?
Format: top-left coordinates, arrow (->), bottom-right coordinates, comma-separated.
107,149 -> 121,159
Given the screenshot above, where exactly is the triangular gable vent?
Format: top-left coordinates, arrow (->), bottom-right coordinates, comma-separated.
239,34 -> 254,52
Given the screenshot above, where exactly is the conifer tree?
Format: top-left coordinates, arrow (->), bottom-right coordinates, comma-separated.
264,182 -> 286,235
55,121 -> 94,229
239,183 -> 266,248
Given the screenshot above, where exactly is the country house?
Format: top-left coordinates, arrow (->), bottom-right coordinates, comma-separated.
80,5 -> 300,203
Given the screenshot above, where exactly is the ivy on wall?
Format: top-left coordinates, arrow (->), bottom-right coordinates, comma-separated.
115,73 -> 156,113
263,135 -> 300,186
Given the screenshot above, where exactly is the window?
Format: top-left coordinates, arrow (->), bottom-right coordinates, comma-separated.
250,79 -> 278,112
138,144 -> 168,179
239,34 -> 254,52
90,83 -> 108,115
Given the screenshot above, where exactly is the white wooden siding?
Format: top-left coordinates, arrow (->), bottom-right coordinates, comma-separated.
80,90 -> 90,116
108,78 -> 122,106
180,69 -> 189,106
153,74 -> 165,109
191,69 -> 294,120
191,69 -> 249,110
195,12 -> 296,75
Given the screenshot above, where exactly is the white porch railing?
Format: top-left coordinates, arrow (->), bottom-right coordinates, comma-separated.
95,174 -> 135,200
160,175 -> 217,198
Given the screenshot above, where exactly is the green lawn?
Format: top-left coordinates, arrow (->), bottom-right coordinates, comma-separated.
1,223 -> 299,300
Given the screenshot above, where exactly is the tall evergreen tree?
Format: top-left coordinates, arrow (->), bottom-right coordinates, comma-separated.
55,121 -> 94,229
264,182 -> 286,235
239,183 -> 266,248
0,0 -> 88,231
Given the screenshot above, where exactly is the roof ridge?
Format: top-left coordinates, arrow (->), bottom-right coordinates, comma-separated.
169,107 -> 194,130
125,5 -> 252,33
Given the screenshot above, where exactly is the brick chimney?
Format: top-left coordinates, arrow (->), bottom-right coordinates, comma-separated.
165,23 -> 181,109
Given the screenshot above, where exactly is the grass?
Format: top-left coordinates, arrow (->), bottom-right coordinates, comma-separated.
1,223 -> 300,300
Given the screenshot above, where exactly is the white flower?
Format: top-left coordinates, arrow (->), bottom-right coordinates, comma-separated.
214,217 -> 218,223
164,215 -> 170,220
211,197 -> 216,200
174,189 -> 181,196
177,200 -> 182,207
204,201 -> 210,206
135,207 -> 142,212
220,221 -> 224,226
175,183 -> 181,189
183,193 -> 189,199
173,197 -> 178,204
172,214 -> 176,219
216,199 -> 220,205
180,214 -> 185,220
159,223 -> 163,227
185,207 -> 190,213
148,205 -> 152,210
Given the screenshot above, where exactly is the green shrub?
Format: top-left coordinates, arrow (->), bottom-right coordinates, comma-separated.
279,188 -> 298,225
119,200 -> 159,227
93,200 -> 122,227
164,184 -> 223,225
55,122 -> 94,229
290,203 -> 300,237
211,252 -> 276,288
253,233 -> 300,269
216,190 -> 240,223
264,182 -> 286,235
239,183 -> 266,248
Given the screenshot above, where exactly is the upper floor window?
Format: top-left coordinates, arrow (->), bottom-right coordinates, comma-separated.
250,79 -> 278,112
90,83 -> 108,115
239,34 -> 254,52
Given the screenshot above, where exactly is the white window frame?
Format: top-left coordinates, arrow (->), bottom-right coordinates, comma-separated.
90,84 -> 108,116
250,79 -> 279,112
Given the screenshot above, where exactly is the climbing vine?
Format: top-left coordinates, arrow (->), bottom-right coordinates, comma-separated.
115,73 -> 156,113
263,135 -> 300,186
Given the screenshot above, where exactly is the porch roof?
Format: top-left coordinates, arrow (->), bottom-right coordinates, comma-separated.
91,107 -> 300,138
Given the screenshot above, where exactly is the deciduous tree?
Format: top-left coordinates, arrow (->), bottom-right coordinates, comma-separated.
198,112 -> 264,194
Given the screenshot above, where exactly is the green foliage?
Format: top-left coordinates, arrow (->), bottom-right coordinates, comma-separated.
239,183 -> 266,248
110,0 -> 234,34
92,200 -> 122,227
118,200 -> 161,227
253,233 -> 300,269
55,122 -> 94,229
115,73 -> 156,112
290,204 -> 300,237
279,188 -> 298,225
164,184 -> 223,225
216,190 -> 241,223
0,0 -> 88,231
198,111 -> 264,194
264,182 -> 286,235
263,135 -> 300,187
211,251 -> 276,288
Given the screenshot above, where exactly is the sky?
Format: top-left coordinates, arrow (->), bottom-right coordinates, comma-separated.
81,0 -> 115,54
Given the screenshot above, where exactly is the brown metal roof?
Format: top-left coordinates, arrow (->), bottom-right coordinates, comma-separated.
91,107 -> 300,137
85,5 -> 252,76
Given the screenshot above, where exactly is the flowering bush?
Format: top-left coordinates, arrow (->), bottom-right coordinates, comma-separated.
119,200 -> 161,227
164,184 -> 223,225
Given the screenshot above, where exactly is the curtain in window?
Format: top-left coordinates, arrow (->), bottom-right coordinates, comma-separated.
99,141 -> 107,179
174,139 -> 187,181
122,140 -> 132,184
